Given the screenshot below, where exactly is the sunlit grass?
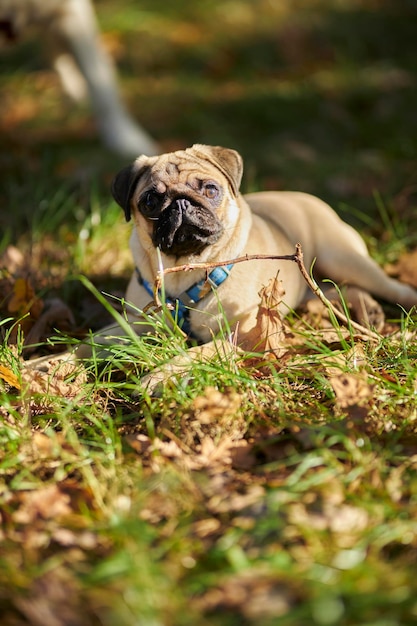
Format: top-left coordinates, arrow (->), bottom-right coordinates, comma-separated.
1,293 -> 417,624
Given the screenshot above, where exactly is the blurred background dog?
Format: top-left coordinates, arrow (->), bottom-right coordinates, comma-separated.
0,0 -> 158,156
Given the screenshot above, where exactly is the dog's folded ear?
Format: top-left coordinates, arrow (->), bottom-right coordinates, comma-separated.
190,145 -> 243,196
111,162 -> 149,221
111,163 -> 137,221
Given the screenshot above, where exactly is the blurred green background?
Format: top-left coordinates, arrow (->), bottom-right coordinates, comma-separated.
1,0 -> 417,243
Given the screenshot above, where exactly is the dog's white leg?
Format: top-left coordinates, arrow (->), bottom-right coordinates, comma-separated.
50,0 -> 159,157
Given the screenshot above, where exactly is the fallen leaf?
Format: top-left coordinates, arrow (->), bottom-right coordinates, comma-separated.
124,433 -> 153,456
192,386 -> 242,425
182,386 -> 245,446
329,372 -> 373,409
21,354 -> 87,403
51,527 -> 98,549
8,277 -> 43,318
192,517 -> 221,538
386,248 -> 417,287
244,276 -> 288,356
13,485 -> 72,524
191,435 -> 236,469
0,363 -> 20,389
195,571 -> 294,619
324,344 -> 368,378
327,504 -> 369,535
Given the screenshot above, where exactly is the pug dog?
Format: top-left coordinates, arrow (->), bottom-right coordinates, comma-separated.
108,143 -> 417,354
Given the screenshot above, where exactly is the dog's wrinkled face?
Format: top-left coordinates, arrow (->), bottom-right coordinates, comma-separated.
111,144 -> 243,258
137,167 -> 225,257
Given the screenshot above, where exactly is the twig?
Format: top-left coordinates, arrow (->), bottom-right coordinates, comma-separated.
292,243 -> 380,341
153,252 -> 297,295
151,244 -> 380,342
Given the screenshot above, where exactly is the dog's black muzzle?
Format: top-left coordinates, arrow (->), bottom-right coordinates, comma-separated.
152,197 -> 223,257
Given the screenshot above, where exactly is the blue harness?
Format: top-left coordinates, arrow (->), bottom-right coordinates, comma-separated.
136,264 -> 234,337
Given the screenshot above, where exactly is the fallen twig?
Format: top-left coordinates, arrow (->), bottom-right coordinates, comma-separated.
151,243 -> 380,342
153,252 -> 298,295
292,243 -> 380,341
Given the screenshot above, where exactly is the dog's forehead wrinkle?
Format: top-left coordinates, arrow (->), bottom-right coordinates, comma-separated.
165,161 -> 179,176
150,153 -> 227,188
153,179 -> 167,194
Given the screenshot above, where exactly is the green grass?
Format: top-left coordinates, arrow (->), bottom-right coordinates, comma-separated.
1,277 -> 417,625
2,1 -> 417,624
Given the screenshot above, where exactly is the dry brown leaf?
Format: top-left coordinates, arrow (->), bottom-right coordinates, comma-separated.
298,296 -> 382,341
326,504 -> 369,536
386,248 -> 417,288
190,435 -> 237,470
31,432 -> 81,461
230,430 -> 298,471
385,466 -> 405,503
124,433 -> 153,456
207,484 -> 265,515
288,500 -> 370,549
329,370 -> 374,425
0,363 -> 20,389
8,276 -> 43,318
4,276 -> 45,343
192,517 -> 222,538
284,324 -> 347,349
152,437 -> 184,460
244,276 -> 288,356
229,439 -> 258,470
32,432 -> 58,457
301,296 -> 335,327
126,430 -> 243,474
192,386 -> 242,424
324,344 -> 368,378
330,372 -> 373,409
51,527 -> 98,549
22,354 -> 87,401
13,485 -> 72,524
195,571 -> 293,619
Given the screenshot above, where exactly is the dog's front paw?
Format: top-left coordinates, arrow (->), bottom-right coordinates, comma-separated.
140,351 -> 195,397
138,340 -> 239,397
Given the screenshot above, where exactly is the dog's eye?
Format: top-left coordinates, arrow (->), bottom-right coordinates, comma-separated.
203,183 -> 219,200
144,192 -> 158,209
140,191 -> 162,216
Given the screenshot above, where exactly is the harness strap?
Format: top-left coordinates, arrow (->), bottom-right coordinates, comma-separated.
136,264 -> 234,336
